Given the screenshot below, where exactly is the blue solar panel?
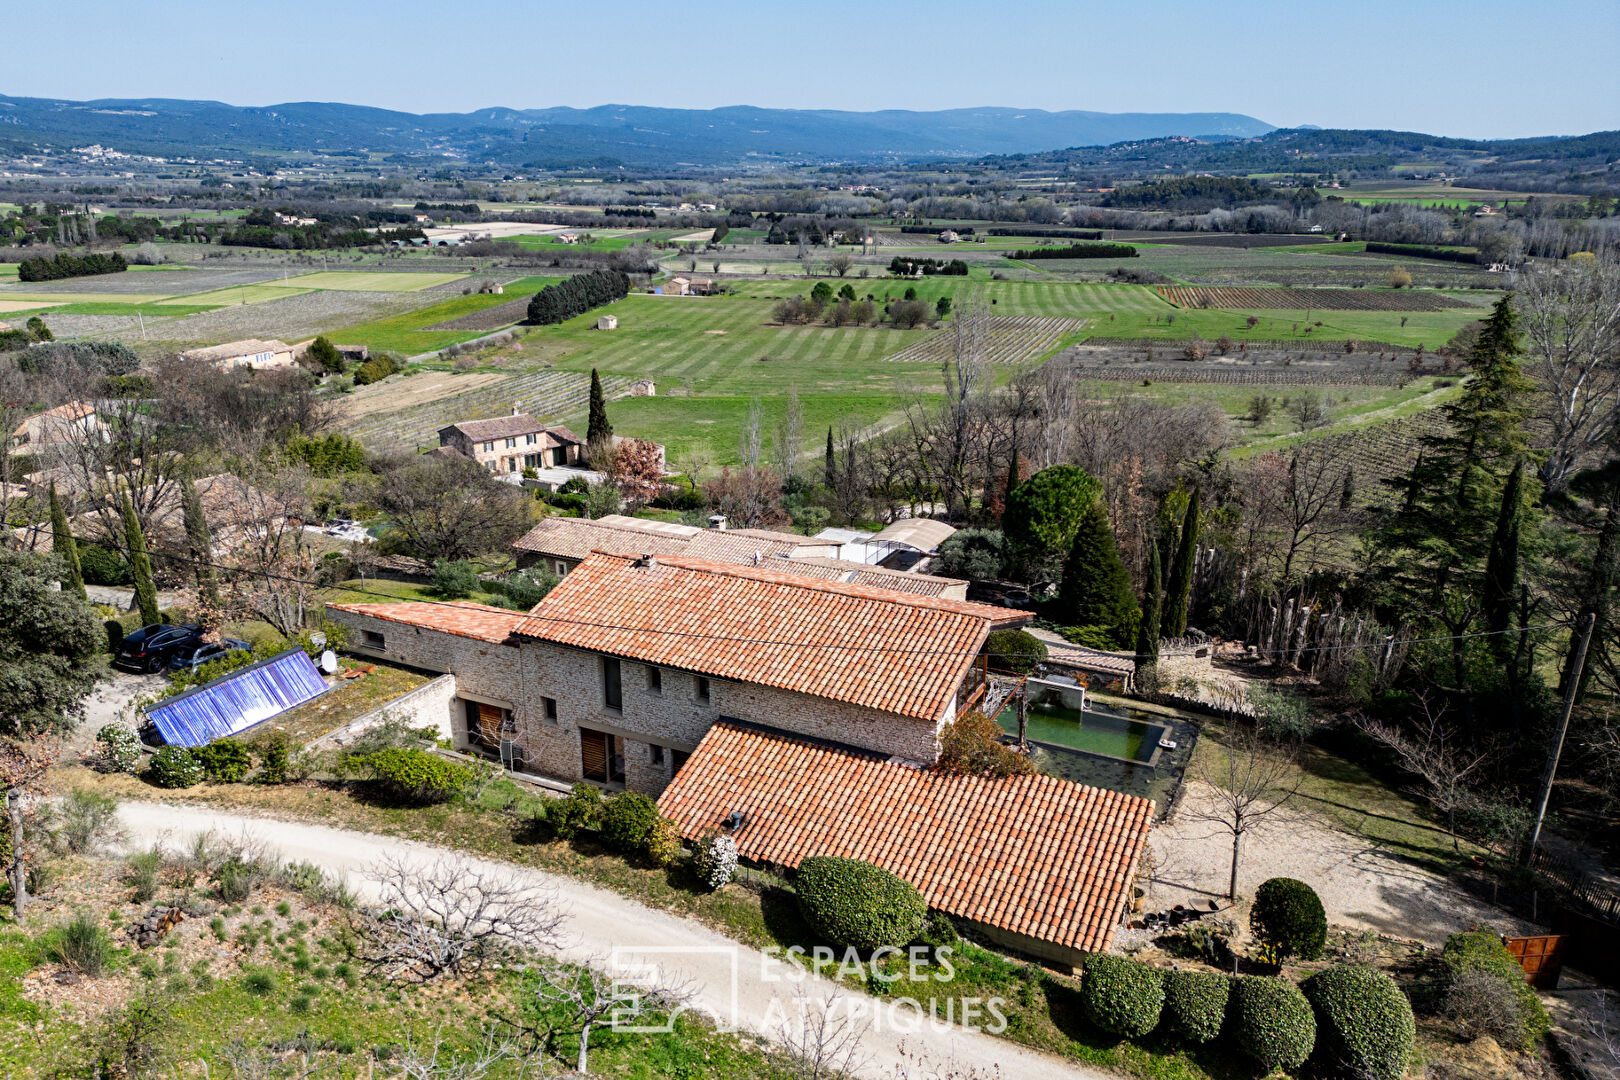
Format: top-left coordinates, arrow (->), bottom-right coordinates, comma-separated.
147,648 -> 329,747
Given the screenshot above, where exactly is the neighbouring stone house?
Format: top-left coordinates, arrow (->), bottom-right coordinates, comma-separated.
8,401 -> 104,454
179,338 -> 299,372
437,409 -> 585,475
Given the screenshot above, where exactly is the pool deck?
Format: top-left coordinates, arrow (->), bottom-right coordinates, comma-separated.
1086,690 -> 1212,724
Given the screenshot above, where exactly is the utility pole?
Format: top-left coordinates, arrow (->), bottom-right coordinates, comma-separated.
1525,613 -> 1595,865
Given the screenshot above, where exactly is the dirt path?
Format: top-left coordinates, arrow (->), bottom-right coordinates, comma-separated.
1148,780 -> 1540,944
115,802 -> 1103,1080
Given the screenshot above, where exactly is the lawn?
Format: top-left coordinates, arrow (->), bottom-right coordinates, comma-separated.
285,270 -> 469,291
1088,306 -> 1480,350
154,284 -> 314,306
735,278 -> 1173,317
509,233 -> 639,252
318,578 -> 510,608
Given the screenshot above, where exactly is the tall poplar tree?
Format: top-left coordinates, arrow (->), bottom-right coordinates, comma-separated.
1163,486 -> 1200,638
47,483 -> 86,601
823,426 -> 836,490
1135,541 -> 1163,664
121,493 -> 161,627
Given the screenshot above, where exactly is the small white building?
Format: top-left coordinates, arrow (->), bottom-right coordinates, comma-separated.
596,315 -> 618,330
939,230 -> 960,243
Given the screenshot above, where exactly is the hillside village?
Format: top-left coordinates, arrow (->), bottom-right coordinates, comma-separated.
1,20 -> 1620,1080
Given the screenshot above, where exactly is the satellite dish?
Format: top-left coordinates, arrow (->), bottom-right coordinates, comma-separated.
318,650 -> 339,675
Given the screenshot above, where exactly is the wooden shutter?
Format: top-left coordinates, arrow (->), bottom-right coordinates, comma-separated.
476,703 -> 503,746
580,730 -> 608,782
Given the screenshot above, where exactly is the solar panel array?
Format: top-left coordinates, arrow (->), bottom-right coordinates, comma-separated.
147,648 -> 328,747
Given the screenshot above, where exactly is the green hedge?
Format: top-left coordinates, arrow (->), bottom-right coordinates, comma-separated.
1080,954 -> 1165,1038
1231,975 -> 1316,1072
1301,965 -> 1415,1080
193,738 -> 253,783
148,746 -> 203,789
1439,929 -> 1550,1049
1161,969 -> 1230,1044
795,856 -> 927,951
601,791 -> 661,853
1251,877 -> 1328,962
360,747 -> 473,804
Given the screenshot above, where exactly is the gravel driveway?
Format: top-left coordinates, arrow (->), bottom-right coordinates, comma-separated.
116,802 -> 1104,1080
1148,781 -> 1540,944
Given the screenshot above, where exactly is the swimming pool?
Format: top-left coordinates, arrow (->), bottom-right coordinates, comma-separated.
1000,697 -> 1168,765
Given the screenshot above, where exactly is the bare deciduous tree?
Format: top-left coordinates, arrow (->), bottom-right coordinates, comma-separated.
1518,256 -> 1620,491
531,958 -> 695,1075
1354,693 -> 1487,849
2,737 -> 59,919
775,992 -> 871,1079
395,1026 -> 535,1080
773,386 -> 804,482
1184,726 -> 1301,900
828,252 -> 854,277
365,854 -> 568,982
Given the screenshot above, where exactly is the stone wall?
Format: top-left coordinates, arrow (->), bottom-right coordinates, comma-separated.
511,640 -> 945,797
325,608 -> 520,752
311,674 -> 457,750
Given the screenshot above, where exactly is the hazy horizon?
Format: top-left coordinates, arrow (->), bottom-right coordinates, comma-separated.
8,0 -> 1618,141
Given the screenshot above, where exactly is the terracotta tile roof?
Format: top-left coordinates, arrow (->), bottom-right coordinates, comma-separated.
512,553 -> 1023,720
11,400 -> 97,440
512,516 -> 698,561
327,601 -> 526,644
659,722 -> 1152,954
767,555 -> 966,598
682,529 -> 807,563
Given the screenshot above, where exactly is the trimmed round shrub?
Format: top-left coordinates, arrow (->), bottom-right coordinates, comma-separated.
601,791 -> 661,853
1162,969 -> 1231,1044
1251,877 -> 1328,962
1080,953 -> 1165,1038
1301,965 -> 1415,1080
194,738 -> 253,783
1231,975 -> 1316,1072
360,747 -> 472,804
148,746 -> 203,789
795,856 -> 927,951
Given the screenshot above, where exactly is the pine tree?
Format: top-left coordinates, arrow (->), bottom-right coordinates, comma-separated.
823,427 -> 836,490
1163,486 -> 1200,638
121,494 -> 160,627
48,483 -> 85,601
1057,501 -> 1139,648
586,368 -> 612,450
1134,541 -> 1163,663
180,471 -> 222,614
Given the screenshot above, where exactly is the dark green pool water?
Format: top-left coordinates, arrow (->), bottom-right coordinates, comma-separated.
996,701 -> 1163,763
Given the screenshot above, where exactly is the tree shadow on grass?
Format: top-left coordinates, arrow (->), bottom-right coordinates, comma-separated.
758,886 -> 816,952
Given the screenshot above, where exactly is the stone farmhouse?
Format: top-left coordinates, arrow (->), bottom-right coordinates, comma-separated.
324,551 -> 1151,968
437,410 -> 586,475
8,401 -> 104,453
178,338 -> 298,371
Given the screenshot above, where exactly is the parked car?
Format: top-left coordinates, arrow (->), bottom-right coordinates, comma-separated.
113,623 -> 203,673
165,637 -> 252,674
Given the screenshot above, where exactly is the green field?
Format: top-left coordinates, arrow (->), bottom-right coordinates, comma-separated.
329,278 -> 560,355
509,233 -> 639,252
286,270 -> 468,291
736,279 -> 1172,316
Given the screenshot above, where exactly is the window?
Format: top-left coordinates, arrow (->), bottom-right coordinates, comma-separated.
647,666 -> 662,694
650,743 -> 665,765
464,699 -> 508,750
552,447 -> 567,466
483,440 -> 495,452
671,749 -> 690,775
542,696 -> 558,724
507,458 -> 518,472
505,437 -> 516,449
525,453 -> 542,468
580,728 -> 625,784
695,676 -> 710,704
526,433 -> 537,445
554,560 -> 569,576
602,656 -> 622,711
363,630 -> 386,649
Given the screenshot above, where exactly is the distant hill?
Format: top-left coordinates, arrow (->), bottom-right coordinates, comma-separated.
966,128 -> 1620,193
0,95 -> 1275,166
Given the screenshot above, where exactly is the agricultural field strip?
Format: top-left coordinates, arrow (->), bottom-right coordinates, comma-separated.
1157,285 -> 1470,311
886,316 -> 1088,364
341,370 -> 636,447
1068,364 -> 1414,387
283,271 -> 469,291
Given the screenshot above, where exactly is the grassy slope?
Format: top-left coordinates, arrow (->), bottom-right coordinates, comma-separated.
328,280 -> 559,355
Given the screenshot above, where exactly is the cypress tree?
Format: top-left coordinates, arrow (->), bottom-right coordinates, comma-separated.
824,427 -> 836,490
48,483 -> 86,601
1482,460 -> 1523,652
1134,541 -> 1163,663
1002,445 -> 1020,521
180,470 -> 222,613
1163,486 -> 1200,638
121,493 -> 160,627
586,368 -> 612,450
1057,501 -> 1139,648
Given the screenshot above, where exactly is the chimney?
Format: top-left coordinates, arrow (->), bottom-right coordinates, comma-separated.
708,514 -> 728,531
512,403 -> 521,417
633,553 -> 658,569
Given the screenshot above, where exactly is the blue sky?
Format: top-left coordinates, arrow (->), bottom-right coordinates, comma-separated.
9,0 -> 1617,139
